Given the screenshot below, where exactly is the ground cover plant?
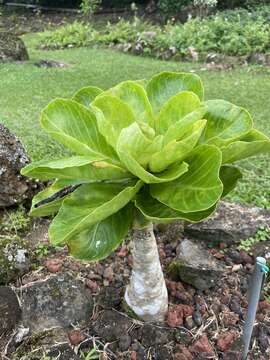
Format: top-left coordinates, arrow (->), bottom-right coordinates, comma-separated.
21,71 -> 270,321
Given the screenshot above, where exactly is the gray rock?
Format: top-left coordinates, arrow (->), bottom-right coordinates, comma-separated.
10,327 -> 80,360
141,31 -> 157,39
168,239 -> 225,290
18,273 -> 93,332
34,60 -> 70,68
93,310 -> 133,342
0,236 -> 31,284
184,201 -> 270,245
0,287 -> 21,352
140,324 -> 175,348
98,285 -> 122,309
0,32 -> 29,62
0,123 -> 37,207
47,343 -> 81,360
248,53 -> 267,65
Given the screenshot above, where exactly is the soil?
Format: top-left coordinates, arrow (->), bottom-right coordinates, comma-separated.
1,215 -> 270,360
0,6 -> 133,35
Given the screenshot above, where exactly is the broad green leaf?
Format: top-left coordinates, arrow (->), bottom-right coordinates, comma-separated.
151,145 -> 223,212
118,150 -> 188,184
67,204 -> 133,261
41,99 -> 117,161
139,122 -> 156,140
21,156 -> 130,181
156,91 -> 202,134
106,81 -> 154,127
149,120 -> 207,172
135,189 -> 217,223
30,180 -> 79,217
164,106 -> 206,144
115,122 -> 162,168
117,128 -> 189,183
135,79 -> 147,88
73,86 -> 103,107
49,180 -> 142,245
201,100 -> 253,147
219,165 -> 242,197
92,95 -> 135,149
222,129 -> 270,163
146,72 -> 204,114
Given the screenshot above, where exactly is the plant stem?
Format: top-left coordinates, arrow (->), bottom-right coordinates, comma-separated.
125,223 -> 168,322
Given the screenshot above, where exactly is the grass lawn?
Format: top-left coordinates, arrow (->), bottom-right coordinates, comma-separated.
0,34 -> 270,208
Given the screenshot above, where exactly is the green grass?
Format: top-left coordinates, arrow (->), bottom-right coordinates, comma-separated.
0,33 -> 269,207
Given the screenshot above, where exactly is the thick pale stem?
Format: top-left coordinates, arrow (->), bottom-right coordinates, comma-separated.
125,223 -> 168,322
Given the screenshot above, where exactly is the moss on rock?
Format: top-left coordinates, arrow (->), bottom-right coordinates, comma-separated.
0,235 -> 31,284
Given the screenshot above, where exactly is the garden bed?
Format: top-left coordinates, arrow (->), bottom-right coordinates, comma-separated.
1,201 -> 270,359
35,7 -> 270,66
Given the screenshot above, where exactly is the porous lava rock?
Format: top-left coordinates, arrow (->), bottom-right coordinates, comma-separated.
0,286 -> 21,352
0,32 -> 29,62
168,238 -> 225,290
0,123 -> 37,207
185,201 -> 270,245
18,273 -> 93,332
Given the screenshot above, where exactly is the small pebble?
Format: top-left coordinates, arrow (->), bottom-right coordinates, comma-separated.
185,315 -> 195,330
193,310 -> 202,326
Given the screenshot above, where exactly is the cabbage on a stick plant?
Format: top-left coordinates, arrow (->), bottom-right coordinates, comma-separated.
22,72 -> 270,322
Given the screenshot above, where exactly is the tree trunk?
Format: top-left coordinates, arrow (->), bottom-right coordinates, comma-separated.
125,223 -> 168,322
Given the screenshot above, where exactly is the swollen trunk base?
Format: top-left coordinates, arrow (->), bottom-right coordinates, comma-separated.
125,224 -> 168,322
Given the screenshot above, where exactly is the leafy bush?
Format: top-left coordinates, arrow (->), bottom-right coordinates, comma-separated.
39,21 -> 96,49
157,0 -> 192,16
80,0 -> 101,15
159,13 -> 270,56
96,17 -> 157,45
217,0 -> 269,10
38,7 -> 270,57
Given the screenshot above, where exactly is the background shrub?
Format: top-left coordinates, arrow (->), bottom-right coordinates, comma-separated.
39,21 -> 96,49
38,6 -> 270,57
159,12 -> 270,56
157,0 -> 192,16
217,0 -> 270,10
